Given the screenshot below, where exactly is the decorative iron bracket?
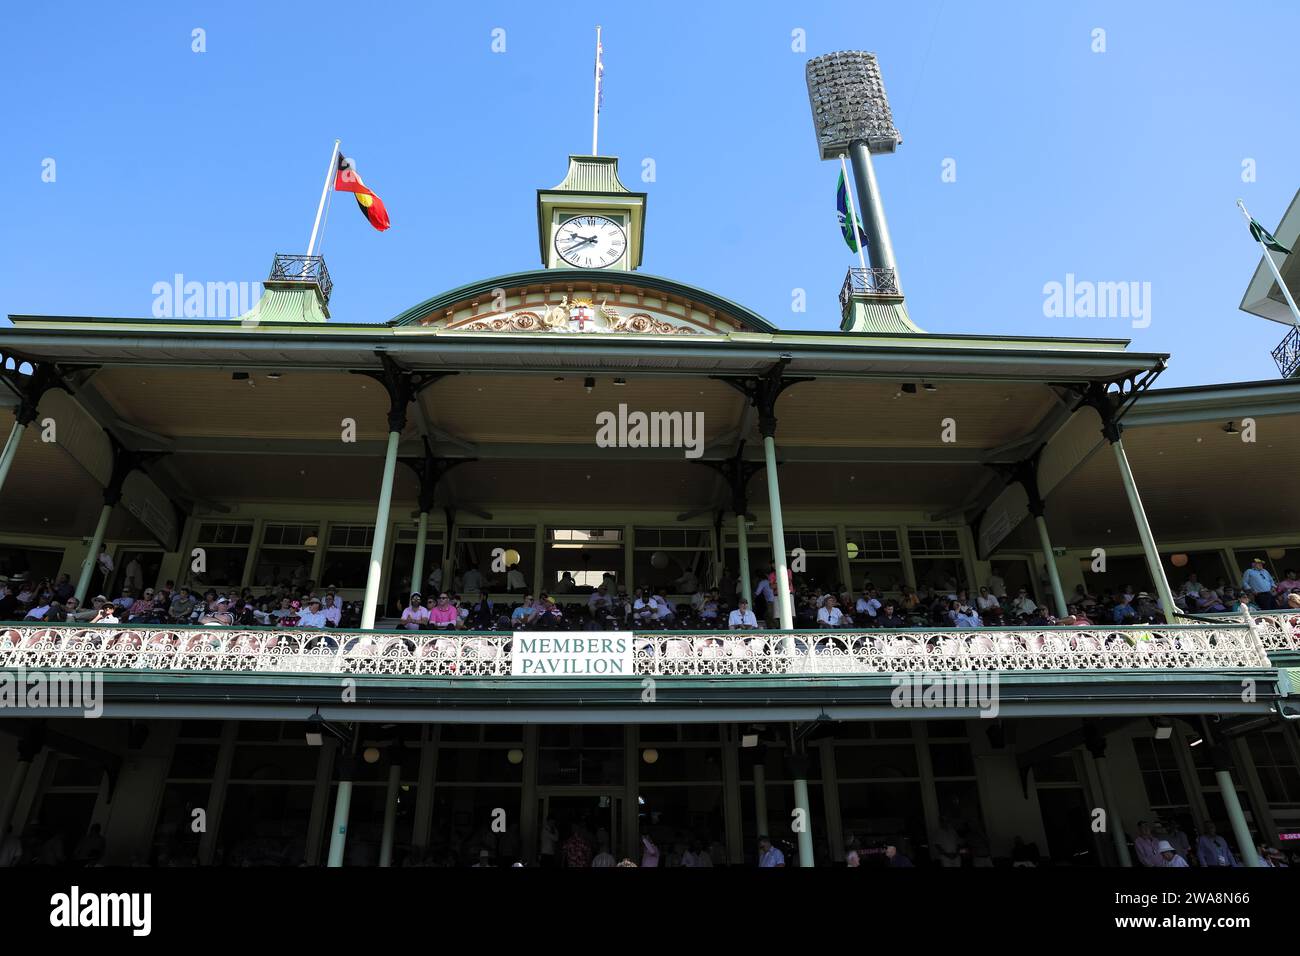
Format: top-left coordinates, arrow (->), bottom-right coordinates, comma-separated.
693,440 -> 765,518
399,437 -> 475,514
713,360 -> 813,439
352,354 -> 454,433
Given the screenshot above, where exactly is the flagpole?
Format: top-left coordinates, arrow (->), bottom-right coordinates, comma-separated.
839,153 -> 868,272
1238,198 -> 1300,329
591,26 -> 602,155
307,139 -> 342,258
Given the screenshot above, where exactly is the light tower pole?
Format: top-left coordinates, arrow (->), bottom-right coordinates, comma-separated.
807,52 -> 916,334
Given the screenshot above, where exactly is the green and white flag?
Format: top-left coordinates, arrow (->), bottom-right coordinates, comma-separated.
836,169 -> 868,253
1249,217 -> 1291,255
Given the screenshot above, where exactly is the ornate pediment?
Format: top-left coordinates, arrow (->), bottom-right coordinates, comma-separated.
453,297 -> 697,335
391,271 -> 778,335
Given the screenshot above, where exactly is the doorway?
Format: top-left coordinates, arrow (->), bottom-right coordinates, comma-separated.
110,548 -> 165,597
538,789 -> 623,865
1037,786 -> 1099,865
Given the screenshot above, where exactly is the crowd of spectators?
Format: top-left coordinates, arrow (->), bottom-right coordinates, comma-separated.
4,557 -> 1297,634
1131,816 -> 1294,868
0,574 -> 362,629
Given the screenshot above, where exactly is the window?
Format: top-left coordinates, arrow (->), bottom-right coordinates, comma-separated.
320,524 -> 375,589
632,528 -> 710,592
544,527 -> 623,592
253,523 -> 319,588
846,528 -> 906,593
188,523 -> 253,588
1134,736 -> 1188,811
783,528 -> 841,590
908,528 -> 968,591
453,526 -> 536,594
1248,730 -> 1300,806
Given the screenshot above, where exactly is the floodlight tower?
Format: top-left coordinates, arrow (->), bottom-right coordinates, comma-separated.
806,52 -> 920,332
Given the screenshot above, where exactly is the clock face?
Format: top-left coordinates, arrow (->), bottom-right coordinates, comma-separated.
555,215 -> 627,268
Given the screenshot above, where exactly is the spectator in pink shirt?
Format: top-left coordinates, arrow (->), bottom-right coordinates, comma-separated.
400,594 -> 429,630
1134,820 -> 1164,867
427,593 -> 459,628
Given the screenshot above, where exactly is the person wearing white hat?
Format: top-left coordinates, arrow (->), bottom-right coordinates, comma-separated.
298,597 -> 328,629
1157,840 -> 1188,867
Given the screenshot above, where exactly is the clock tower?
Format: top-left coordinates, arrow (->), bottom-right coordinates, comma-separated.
537,155 -> 647,271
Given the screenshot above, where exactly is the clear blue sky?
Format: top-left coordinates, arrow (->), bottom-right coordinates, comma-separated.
3,1 -> 1296,387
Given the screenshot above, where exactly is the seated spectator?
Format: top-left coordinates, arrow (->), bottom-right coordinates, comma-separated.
251,601 -> 274,626
587,585 -> 615,623
976,587 -> 1002,623
1112,594 -> 1138,624
1196,589 -> 1226,613
877,602 -> 905,628
170,588 -> 198,623
466,592 -> 495,629
124,588 -> 156,622
697,588 -> 721,627
1009,589 -> 1037,617
298,598 -> 328,629
651,590 -> 676,627
816,595 -> 844,628
1157,840 -> 1189,868
631,589 -> 657,628
553,571 -> 576,594
15,579 -> 37,607
323,593 -> 342,627
953,603 -> 982,628
23,596 -> 55,621
728,599 -> 758,630
1276,568 -> 1300,600
401,594 -> 429,630
1133,592 -> 1164,624
535,596 -> 565,629
427,593 -> 459,629
112,588 -> 135,611
66,596 -> 97,622
855,590 -> 881,623
198,598 -> 235,626
513,596 -> 540,628
89,603 -> 120,625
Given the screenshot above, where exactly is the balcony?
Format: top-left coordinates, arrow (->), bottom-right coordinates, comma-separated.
1271,324 -> 1300,379
838,266 -> 900,313
268,253 -> 333,304
0,620 -> 1276,678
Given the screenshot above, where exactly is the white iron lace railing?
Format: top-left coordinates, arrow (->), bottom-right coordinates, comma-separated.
0,622 -> 1273,677
1183,608 -> 1300,654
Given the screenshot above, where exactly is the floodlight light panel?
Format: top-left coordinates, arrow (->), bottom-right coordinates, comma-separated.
806,51 -> 902,159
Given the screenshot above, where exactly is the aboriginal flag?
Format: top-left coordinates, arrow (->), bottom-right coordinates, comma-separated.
335,154 -> 390,232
